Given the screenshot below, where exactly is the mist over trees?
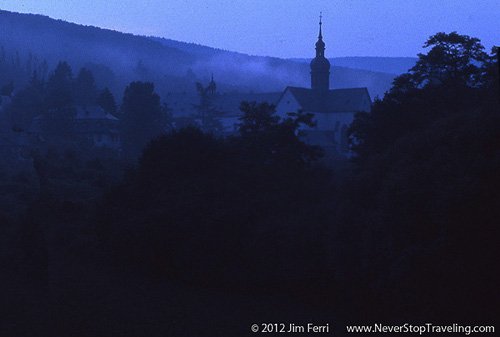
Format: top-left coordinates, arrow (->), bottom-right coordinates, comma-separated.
0,9 -> 399,98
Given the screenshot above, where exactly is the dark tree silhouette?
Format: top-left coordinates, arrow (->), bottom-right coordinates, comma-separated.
350,33 -> 497,158
40,61 -> 76,144
194,81 -> 222,133
74,67 -> 97,106
237,101 -> 322,166
100,104 -> 330,283
343,32 -> 499,321
97,87 -> 117,116
160,102 -> 174,131
409,32 -> 488,88
237,101 -> 280,135
7,75 -> 44,132
120,81 -> 164,159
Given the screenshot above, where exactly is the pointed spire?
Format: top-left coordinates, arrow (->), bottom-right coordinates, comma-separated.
311,11 -> 330,92
318,12 -> 323,39
315,12 -> 326,57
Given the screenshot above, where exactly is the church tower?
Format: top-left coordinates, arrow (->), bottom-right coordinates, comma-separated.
310,13 -> 331,92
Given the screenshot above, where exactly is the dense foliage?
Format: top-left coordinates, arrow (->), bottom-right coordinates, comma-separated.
100,103 -> 330,284
120,81 -> 165,159
346,33 -> 499,320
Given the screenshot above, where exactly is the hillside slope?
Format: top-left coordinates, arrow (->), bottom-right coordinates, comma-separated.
0,10 -> 397,98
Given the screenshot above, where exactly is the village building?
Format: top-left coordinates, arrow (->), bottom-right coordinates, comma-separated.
73,106 -> 120,149
29,105 -> 120,149
274,15 -> 371,155
178,15 -> 371,155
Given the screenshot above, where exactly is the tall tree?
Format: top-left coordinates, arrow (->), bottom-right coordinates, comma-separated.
343,33 -> 499,320
74,67 -> 97,106
401,31 -> 489,89
7,74 -> 44,132
350,32 -> 496,158
41,61 -> 76,144
97,87 -> 117,116
194,81 -> 222,133
120,81 -> 164,159
237,101 -> 321,166
238,101 -> 280,135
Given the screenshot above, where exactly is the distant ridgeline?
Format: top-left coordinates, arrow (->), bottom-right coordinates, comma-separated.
0,9 -> 412,156
0,9 -> 403,98
173,17 -> 372,157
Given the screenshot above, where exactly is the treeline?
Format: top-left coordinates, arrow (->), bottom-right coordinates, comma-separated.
1,59 -> 176,149
7,62 -> 116,132
0,60 -> 122,204
0,46 -> 50,93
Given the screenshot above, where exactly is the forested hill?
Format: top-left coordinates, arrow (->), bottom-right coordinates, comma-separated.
1,9 -> 396,97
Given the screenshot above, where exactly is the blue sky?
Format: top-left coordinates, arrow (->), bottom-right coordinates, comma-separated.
1,0 -> 498,58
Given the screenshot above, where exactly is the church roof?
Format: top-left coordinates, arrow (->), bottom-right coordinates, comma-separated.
283,86 -> 371,113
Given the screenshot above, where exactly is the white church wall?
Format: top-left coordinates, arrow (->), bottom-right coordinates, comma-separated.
275,90 -> 302,119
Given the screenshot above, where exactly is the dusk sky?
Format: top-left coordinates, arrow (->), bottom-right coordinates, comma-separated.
1,0 -> 498,58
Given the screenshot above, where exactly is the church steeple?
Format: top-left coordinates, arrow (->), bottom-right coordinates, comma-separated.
319,13 -> 323,37
207,73 -> 216,96
310,12 -> 330,92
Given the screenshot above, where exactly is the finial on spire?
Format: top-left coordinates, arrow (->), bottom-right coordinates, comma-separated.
318,12 -> 323,39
